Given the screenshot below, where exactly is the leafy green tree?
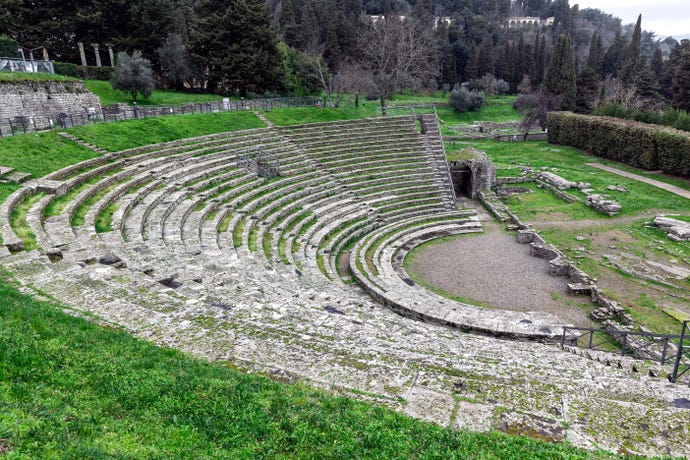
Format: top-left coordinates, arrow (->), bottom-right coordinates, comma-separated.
157,33 -> 194,90
192,0 -> 283,95
110,51 -> 154,102
574,67 -> 599,113
544,34 -> 577,111
651,46 -> 663,80
603,31 -> 627,77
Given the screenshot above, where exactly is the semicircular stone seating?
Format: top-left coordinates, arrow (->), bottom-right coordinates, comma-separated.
0,114 -> 567,339
3,115 -> 690,455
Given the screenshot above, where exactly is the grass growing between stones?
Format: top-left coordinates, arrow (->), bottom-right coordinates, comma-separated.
69,111 -> 265,151
0,278 -> 622,459
9,192 -> 45,251
71,181 -> 125,227
95,202 -> 119,233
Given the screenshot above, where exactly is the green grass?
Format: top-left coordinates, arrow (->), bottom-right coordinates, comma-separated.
9,193 -> 45,251
451,140 -> 690,218
263,94 -> 519,127
0,131 -> 100,178
0,72 -> 78,82
83,80 -> 224,106
0,278 -> 622,458
96,202 -> 119,233
69,111 -> 265,151
71,182 -> 122,227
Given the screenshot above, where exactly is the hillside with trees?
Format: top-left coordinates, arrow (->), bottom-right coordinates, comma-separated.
1,0 -> 689,120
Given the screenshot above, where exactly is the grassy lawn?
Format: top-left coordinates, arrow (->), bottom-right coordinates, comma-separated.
84,80 -> 223,106
263,94 -> 518,127
0,278 -> 622,459
70,111 -> 265,151
0,131 -> 100,178
449,140 -> 690,219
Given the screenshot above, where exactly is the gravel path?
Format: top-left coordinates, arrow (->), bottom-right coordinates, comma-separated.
407,211 -> 592,326
586,163 -> 690,199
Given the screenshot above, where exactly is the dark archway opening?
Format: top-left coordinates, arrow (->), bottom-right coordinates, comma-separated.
451,165 -> 473,197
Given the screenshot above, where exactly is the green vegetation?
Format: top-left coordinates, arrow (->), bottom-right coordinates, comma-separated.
0,279 -> 620,458
547,111 -> 690,177
84,80 -> 223,107
449,140 -> 690,220
9,192 -> 45,251
96,202 -> 119,233
0,132 -> 100,178
70,111 -> 265,151
0,72 -> 78,82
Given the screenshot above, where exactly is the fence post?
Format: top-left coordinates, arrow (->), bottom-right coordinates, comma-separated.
621,332 -> 627,356
671,321 -> 689,383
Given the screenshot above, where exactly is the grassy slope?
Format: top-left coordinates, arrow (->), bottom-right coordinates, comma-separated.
70,111 -> 265,151
0,278 -> 620,459
83,80 -> 223,106
0,131 -> 100,177
263,94 -> 519,126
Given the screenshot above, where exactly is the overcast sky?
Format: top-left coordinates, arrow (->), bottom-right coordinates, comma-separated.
573,0 -> 690,38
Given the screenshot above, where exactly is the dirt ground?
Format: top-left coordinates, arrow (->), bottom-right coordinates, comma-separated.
405,208 -> 595,327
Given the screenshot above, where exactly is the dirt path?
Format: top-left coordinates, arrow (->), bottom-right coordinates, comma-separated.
586,163 -> 690,199
406,203 -> 593,327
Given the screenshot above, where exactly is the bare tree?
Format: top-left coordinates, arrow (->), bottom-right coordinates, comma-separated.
604,77 -> 642,110
298,50 -> 343,108
358,16 -> 438,115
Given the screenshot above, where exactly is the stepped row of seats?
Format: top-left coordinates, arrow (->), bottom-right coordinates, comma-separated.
1,116 -> 688,456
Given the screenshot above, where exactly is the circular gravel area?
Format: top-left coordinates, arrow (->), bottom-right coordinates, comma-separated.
405,223 -> 592,326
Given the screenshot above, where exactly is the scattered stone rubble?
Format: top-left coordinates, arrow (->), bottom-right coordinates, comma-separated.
584,194 -> 622,216
653,215 -> 690,241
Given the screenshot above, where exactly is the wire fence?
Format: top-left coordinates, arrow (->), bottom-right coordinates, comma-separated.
0,96 -> 322,138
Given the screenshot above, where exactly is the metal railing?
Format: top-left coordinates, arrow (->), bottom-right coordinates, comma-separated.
0,96 -> 322,138
562,323 -> 690,385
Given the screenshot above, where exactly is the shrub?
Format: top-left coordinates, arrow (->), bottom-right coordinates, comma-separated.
110,51 -> 154,102
54,62 -> 113,81
497,79 -> 510,95
547,111 -> 690,177
449,86 -> 486,113
0,36 -> 19,58
54,62 -> 79,77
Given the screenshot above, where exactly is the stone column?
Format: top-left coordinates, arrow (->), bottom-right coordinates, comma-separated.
42,47 -> 49,61
77,42 -> 87,66
91,43 -> 102,67
107,44 -> 115,67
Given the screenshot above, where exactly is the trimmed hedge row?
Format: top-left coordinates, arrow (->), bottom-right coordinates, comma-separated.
54,62 -> 113,81
547,111 -> 690,177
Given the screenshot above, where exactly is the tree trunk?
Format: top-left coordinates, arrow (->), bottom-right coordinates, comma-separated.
380,94 -> 386,116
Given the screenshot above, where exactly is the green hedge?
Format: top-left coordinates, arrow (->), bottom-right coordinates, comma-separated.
54,62 -> 113,81
547,111 -> 690,177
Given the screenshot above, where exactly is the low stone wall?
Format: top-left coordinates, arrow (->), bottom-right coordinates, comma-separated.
0,80 -> 102,121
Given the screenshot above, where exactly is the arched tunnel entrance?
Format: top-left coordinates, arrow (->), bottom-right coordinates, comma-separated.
450,165 -> 473,197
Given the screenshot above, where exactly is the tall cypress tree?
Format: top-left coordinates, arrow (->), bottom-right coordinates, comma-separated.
620,14 -> 643,85
672,47 -> 690,111
586,32 -> 602,76
192,0 -> 283,95
544,34 -> 576,111
603,31 -> 628,77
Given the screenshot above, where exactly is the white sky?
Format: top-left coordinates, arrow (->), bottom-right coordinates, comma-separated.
572,0 -> 690,38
